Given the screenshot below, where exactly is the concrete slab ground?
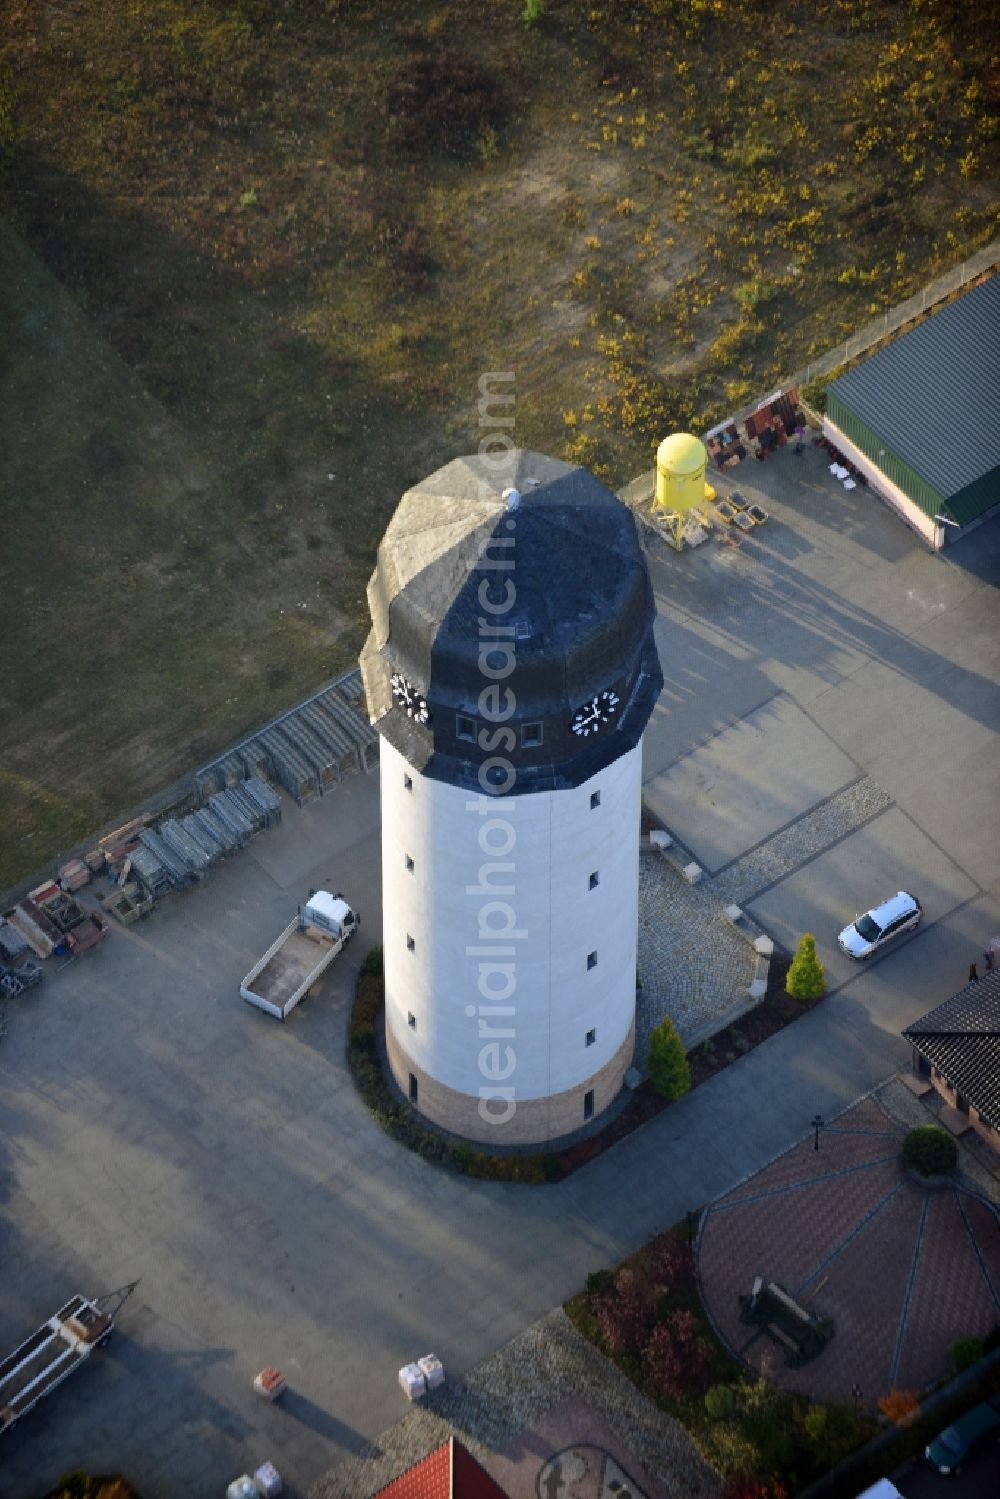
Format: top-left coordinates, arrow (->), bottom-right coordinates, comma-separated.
747,805 -> 979,990
1,442 -> 997,1499
643,693 -> 858,872
641,450 -> 1000,916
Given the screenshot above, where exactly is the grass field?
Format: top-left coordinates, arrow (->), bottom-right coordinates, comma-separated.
0,0 -> 997,890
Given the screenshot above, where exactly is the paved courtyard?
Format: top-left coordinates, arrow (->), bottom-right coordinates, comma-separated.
698,1089 -> 1000,1408
1,444 -> 998,1497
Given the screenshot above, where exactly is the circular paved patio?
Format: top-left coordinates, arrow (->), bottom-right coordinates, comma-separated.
697,1093 -> 1000,1408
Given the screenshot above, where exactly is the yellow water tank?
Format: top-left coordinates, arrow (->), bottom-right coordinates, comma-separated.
655,432 -> 707,513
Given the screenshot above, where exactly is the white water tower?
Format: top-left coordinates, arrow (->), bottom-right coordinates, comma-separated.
361,451 -> 663,1145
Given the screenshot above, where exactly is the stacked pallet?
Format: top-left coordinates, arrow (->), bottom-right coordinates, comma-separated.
194,668 -> 379,807
129,847 -> 171,898
1,959 -> 43,996
98,816 -> 153,881
126,780 -> 283,895
58,859 -> 91,893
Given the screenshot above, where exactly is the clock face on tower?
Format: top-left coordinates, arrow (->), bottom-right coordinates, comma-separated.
570,687 -> 620,738
390,671 -> 430,724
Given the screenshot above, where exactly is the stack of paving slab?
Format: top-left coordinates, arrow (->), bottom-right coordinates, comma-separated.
132,779 -> 282,894
57,858 -> 91,892
195,669 -> 378,808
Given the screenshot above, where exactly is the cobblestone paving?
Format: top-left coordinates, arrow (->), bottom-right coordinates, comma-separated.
310,1310 -> 720,1499
805,1181 -> 926,1404
637,848 -> 756,1053
697,1094 -> 1000,1409
899,1189 -> 1000,1392
701,1156 -> 905,1365
712,776 -> 893,905
720,1095 -> 898,1206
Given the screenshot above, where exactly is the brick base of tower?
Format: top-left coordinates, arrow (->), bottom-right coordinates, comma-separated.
385,1015 -> 635,1146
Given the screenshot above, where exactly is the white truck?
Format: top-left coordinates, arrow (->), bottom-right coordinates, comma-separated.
240,890 -> 359,1020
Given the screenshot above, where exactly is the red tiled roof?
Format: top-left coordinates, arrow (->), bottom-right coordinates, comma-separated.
374,1442 -> 450,1499
452,1440 -> 509,1497
374,1438 -> 509,1499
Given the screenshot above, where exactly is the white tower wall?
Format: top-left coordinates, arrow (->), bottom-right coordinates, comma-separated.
381,737 -> 640,1141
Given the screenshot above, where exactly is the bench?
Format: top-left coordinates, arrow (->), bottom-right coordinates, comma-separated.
739,1278 -> 835,1366
766,1323 -> 799,1354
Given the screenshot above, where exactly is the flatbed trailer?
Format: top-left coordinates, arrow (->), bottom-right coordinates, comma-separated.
240,889 -> 358,1019
0,1284 -> 136,1436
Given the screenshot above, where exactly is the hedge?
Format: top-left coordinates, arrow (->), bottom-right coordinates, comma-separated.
346,968 -> 561,1184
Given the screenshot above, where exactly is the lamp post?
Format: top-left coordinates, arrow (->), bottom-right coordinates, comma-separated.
812,1113 -> 825,1152
851,1383 -> 862,1419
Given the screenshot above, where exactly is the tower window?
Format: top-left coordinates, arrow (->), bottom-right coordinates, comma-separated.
584,1089 -> 595,1121
408,1011 -> 417,1030
587,950 -> 598,970
404,773 -> 413,791
409,1073 -> 418,1103
406,934 -> 415,952
589,871 -> 599,890
405,854 -> 414,872
586,1028 -> 596,1047
521,721 -> 543,748
456,715 -> 477,742
590,790 -> 601,809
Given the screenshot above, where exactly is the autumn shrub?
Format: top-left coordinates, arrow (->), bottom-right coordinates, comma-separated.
645,1233 -> 695,1294
800,376 -> 829,414
902,1125 -> 957,1177
46,1478 -> 138,1499
705,1382 -> 737,1419
593,1267 -> 656,1355
722,1477 -> 787,1499
951,1334 -> 983,1373
349,972 -> 383,1053
878,1387 -> 920,1424
586,1268 -> 615,1299
359,944 -> 384,978
642,1308 -> 712,1400
800,1402 -> 866,1471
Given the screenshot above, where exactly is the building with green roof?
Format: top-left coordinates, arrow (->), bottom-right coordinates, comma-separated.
824,273 -> 1000,549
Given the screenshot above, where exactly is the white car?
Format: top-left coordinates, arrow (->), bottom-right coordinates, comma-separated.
838,891 -> 922,959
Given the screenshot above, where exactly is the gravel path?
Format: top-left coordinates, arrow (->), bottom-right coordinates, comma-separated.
637,848 -> 756,1054
712,776 -> 893,905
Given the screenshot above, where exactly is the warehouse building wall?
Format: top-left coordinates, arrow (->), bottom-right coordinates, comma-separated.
946,469 -> 1000,528
826,392 -> 943,519
824,408 -> 944,549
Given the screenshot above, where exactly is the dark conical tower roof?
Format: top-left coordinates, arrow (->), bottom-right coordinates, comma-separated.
361,450 -> 662,792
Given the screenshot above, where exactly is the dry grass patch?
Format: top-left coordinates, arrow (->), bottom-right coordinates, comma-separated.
0,0 -> 996,883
